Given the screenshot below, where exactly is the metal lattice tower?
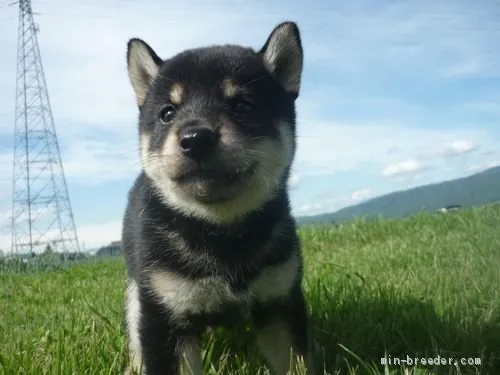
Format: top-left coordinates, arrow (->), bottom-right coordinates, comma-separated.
11,0 -> 80,255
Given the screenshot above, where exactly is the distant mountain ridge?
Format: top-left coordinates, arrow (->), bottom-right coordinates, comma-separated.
296,165 -> 500,225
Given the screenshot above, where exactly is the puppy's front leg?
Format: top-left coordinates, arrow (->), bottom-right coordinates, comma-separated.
179,335 -> 204,375
254,286 -> 315,375
126,287 -> 202,375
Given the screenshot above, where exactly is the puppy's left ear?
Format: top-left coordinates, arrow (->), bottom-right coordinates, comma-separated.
259,21 -> 304,98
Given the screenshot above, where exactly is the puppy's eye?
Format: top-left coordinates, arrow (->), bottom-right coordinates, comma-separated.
230,98 -> 253,114
159,105 -> 176,124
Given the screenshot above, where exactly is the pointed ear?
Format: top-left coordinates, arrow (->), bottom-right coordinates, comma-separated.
259,22 -> 304,98
126,38 -> 163,107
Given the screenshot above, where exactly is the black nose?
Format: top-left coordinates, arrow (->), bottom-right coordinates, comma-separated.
179,127 -> 218,159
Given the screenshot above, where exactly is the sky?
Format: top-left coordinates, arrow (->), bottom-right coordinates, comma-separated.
0,0 -> 499,251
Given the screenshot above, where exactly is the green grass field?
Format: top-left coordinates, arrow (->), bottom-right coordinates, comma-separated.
1,205 -> 499,374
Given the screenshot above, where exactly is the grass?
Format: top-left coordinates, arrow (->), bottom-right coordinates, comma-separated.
1,205 -> 499,374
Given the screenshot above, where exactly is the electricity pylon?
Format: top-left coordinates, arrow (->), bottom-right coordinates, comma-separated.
11,0 -> 80,255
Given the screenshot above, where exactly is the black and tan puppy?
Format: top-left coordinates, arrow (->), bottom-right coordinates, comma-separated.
121,21 -> 314,375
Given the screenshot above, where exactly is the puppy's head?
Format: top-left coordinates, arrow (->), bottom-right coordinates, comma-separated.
126,22 -> 303,224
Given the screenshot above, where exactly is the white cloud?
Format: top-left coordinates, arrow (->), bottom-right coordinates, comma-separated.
77,220 -> 123,250
294,187 -> 373,216
0,133 -> 141,221
463,100 -> 500,117
0,208 -> 12,231
439,140 -> 478,158
0,218 -> 123,253
295,202 -> 327,216
467,160 -> 500,173
299,1 -> 500,80
288,173 -> 301,187
443,60 -> 483,79
0,153 -> 13,201
381,158 -> 428,178
350,188 -> 372,202
294,120 -> 493,177
59,135 -> 140,185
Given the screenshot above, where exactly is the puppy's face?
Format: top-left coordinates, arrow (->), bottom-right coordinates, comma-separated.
127,22 -> 303,223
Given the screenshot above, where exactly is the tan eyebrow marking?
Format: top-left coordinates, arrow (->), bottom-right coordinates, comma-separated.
222,78 -> 240,98
169,83 -> 183,105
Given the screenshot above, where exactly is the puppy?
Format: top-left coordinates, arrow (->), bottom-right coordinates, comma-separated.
121,21 -> 314,375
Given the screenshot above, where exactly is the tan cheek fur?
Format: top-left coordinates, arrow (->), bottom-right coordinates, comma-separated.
140,120 -> 295,224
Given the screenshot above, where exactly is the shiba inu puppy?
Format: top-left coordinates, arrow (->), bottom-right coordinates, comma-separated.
122,21 -> 314,375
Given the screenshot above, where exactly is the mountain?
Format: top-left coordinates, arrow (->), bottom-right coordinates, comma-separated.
296,165 -> 500,225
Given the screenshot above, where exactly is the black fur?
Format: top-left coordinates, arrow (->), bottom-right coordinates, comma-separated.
122,21 -> 311,375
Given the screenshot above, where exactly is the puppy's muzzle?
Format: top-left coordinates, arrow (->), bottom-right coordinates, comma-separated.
179,123 -> 219,161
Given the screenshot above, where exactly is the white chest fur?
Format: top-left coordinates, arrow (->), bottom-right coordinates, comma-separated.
149,253 -> 299,318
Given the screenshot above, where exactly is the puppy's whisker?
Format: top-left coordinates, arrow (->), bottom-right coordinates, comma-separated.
240,75 -> 266,86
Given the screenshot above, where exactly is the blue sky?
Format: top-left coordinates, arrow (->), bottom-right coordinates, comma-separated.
0,0 -> 499,250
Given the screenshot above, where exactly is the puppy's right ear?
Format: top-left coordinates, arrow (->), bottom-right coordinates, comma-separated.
127,38 -> 163,107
